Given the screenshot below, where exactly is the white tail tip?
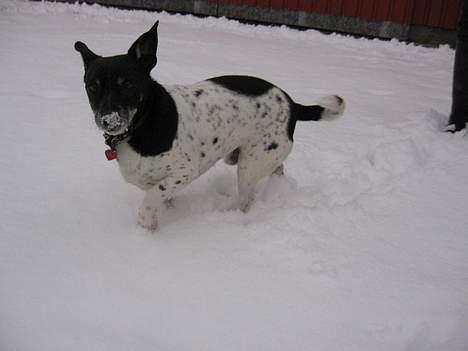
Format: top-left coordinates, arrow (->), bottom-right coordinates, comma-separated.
317,95 -> 345,121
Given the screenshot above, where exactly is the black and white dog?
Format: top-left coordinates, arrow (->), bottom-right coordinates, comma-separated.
75,21 -> 345,231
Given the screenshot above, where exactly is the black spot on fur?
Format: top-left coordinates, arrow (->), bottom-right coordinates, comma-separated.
225,148 -> 240,165
194,89 -> 204,98
209,105 -> 221,116
212,137 -> 218,144
159,185 -> 166,191
175,180 -> 181,184
267,142 -> 279,151
207,75 -> 275,97
201,152 -> 206,158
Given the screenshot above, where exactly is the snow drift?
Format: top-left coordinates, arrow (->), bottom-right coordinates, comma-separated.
1,1 -> 468,351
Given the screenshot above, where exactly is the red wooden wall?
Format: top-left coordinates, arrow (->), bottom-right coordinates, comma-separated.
214,0 -> 463,29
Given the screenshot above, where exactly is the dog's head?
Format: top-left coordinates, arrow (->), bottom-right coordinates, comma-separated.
75,21 -> 159,135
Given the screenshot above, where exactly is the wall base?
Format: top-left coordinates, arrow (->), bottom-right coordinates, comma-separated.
37,0 -> 457,47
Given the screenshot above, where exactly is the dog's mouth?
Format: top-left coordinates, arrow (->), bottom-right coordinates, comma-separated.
96,109 -> 136,136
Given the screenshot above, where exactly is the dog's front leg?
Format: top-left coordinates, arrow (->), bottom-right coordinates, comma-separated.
138,191 -> 161,231
137,174 -> 193,231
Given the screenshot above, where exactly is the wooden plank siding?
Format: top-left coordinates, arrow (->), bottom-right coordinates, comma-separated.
38,0 -> 462,45
412,0 -> 463,28
214,0 -> 463,29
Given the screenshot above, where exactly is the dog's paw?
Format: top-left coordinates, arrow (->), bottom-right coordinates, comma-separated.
164,198 -> 175,209
138,206 -> 159,232
239,195 -> 255,213
137,216 -> 159,231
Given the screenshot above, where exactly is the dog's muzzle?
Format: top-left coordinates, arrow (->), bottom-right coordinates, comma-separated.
96,110 -> 135,136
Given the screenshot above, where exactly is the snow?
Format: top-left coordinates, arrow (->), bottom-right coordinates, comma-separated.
1,1 -> 468,350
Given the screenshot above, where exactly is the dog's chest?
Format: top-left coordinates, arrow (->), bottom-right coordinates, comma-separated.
115,142 -> 177,190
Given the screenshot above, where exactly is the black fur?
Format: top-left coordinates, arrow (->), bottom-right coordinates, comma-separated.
225,148 -> 240,165
266,142 -> 279,151
128,21 -> 159,72
295,104 -> 325,121
208,75 -> 274,97
287,102 -> 326,141
127,82 -> 178,157
81,55 -> 149,116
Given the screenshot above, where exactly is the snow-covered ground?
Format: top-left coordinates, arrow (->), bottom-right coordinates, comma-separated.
1,1 -> 468,350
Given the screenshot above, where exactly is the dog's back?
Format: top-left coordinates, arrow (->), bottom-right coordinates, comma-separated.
166,77 -> 293,177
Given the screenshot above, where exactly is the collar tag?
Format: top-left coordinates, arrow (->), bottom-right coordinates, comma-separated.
105,149 -> 117,161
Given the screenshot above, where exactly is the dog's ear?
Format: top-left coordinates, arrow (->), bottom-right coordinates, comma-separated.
74,41 -> 100,70
128,20 -> 159,72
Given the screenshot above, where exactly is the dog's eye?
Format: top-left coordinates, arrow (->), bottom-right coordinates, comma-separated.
121,79 -> 136,90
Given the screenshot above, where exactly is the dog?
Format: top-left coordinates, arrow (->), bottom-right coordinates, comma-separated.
75,21 -> 345,231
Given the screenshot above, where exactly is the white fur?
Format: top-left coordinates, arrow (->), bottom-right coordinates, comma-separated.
317,95 -> 345,121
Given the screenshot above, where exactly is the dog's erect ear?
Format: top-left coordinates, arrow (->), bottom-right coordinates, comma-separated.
74,41 -> 100,70
128,21 -> 159,72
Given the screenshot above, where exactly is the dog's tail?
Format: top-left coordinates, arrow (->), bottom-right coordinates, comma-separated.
294,95 -> 345,122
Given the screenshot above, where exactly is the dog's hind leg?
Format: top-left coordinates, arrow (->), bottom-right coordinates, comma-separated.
273,164 -> 284,176
236,142 -> 291,212
164,198 -> 175,209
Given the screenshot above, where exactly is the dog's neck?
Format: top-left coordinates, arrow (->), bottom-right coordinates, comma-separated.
105,80 -> 178,157
104,132 -> 129,151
